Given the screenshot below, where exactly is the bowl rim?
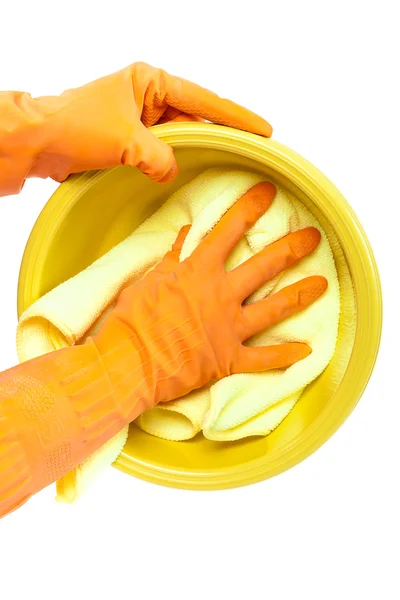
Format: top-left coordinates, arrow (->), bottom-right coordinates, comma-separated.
17,123 -> 383,490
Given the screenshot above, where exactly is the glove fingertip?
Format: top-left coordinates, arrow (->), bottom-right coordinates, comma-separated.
157,159 -> 179,183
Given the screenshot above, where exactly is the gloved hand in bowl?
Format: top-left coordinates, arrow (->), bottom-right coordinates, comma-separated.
0,182 -> 327,519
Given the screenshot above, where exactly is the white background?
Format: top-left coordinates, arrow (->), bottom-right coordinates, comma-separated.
0,1 -> 398,598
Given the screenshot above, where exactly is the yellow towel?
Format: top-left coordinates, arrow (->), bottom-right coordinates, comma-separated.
17,168 -> 342,500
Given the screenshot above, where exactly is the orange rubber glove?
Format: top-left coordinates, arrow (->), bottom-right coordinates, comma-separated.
0,183 -> 327,519
0,62 -> 272,197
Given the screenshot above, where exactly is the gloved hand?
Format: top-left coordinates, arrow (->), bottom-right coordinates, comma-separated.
0,182 -> 326,519
0,62 -> 272,196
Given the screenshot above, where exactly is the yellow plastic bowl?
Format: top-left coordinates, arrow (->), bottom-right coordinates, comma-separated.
17,123 -> 382,490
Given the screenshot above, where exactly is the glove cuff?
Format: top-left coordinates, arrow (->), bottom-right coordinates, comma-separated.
0,337 -> 148,519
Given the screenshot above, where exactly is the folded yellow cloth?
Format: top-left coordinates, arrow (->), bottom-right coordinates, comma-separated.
17,168 -> 343,501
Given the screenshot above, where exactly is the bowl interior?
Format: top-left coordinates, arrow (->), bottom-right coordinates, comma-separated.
18,130 -> 380,489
